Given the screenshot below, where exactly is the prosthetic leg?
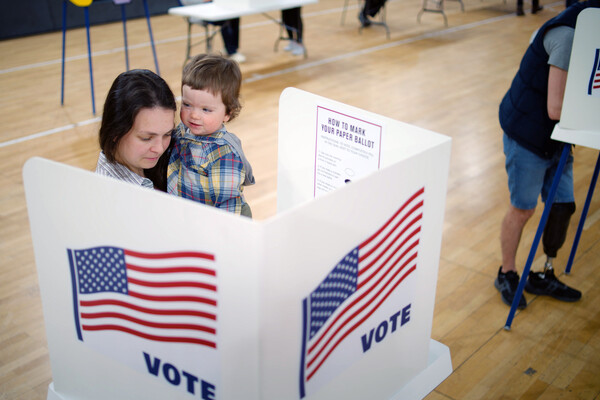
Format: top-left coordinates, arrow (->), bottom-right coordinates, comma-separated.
542,202 -> 576,273
525,201 -> 581,301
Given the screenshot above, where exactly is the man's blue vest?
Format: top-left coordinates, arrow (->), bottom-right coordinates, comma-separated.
498,2 -> 591,159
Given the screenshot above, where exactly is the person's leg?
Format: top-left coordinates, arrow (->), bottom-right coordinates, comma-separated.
220,18 -> 245,62
539,148 -> 575,265
282,8 -> 304,55
516,0 -> 524,16
281,9 -> 295,40
496,134 -> 547,308
525,148 -> 581,301
290,8 -> 303,55
501,134 -> 548,270
219,19 -> 238,55
359,0 -> 372,27
542,202 -> 575,260
497,205 -> 535,309
365,0 -> 387,17
501,205 -> 536,273
293,8 -> 303,44
282,8 -> 302,41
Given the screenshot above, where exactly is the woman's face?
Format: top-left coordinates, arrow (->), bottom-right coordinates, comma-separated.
115,107 -> 175,176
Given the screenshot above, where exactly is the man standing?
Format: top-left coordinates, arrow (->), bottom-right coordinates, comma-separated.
496,1 -> 599,308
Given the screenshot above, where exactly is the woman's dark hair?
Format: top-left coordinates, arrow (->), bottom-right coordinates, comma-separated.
144,139 -> 174,192
99,69 -> 176,163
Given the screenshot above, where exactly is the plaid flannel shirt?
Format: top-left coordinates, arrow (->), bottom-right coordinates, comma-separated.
167,123 -> 248,215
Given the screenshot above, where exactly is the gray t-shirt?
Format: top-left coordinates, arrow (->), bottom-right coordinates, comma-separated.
544,25 -> 575,70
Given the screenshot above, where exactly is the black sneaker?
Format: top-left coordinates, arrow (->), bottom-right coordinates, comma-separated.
358,12 -> 371,27
495,266 -> 527,309
525,268 -> 582,302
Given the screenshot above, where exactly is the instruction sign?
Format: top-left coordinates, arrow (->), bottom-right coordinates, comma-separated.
314,106 -> 382,196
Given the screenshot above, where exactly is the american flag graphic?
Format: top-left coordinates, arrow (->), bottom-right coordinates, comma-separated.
67,246 -> 218,349
588,48 -> 600,97
299,187 -> 424,397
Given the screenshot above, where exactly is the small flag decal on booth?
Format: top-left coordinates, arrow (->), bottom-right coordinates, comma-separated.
588,48 -> 600,97
67,246 -> 218,349
299,187 -> 424,398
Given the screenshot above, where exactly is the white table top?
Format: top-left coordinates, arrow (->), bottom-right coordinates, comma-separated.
168,0 -> 317,21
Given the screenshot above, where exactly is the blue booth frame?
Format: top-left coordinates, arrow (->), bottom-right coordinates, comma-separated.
504,145 -> 600,330
60,0 -> 161,115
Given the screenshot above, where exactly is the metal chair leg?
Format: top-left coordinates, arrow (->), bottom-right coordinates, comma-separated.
341,0 -> 352,25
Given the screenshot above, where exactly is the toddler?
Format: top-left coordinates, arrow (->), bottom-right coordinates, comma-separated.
167,54 -> 254,216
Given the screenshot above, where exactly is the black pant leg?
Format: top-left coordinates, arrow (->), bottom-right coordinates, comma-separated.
219,18 -> 240,55
282,7 -> 302,43
364,0 -> 387,17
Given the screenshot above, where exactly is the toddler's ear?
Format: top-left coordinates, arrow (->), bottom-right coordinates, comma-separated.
224,114 -> 231,123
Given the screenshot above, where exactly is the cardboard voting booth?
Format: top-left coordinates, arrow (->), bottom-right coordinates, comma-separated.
24,88 -> 452,400
551,7 -> 600,275
551,8 -> 600,150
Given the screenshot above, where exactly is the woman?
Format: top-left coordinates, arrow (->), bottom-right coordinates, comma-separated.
96,69 -> 176,190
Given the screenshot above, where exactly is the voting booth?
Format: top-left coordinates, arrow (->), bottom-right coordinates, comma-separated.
24,88 -> 452,400
551,7 -> 600,150
552,7 -> 600,273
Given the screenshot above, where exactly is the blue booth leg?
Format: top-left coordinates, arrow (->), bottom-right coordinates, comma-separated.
504,144 -> 571,330
565,152 -> 600,274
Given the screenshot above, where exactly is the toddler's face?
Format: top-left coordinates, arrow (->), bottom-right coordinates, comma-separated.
180,85 -> 230,136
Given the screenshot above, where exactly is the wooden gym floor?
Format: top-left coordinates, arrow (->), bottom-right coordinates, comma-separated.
1,0 -> 599,398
